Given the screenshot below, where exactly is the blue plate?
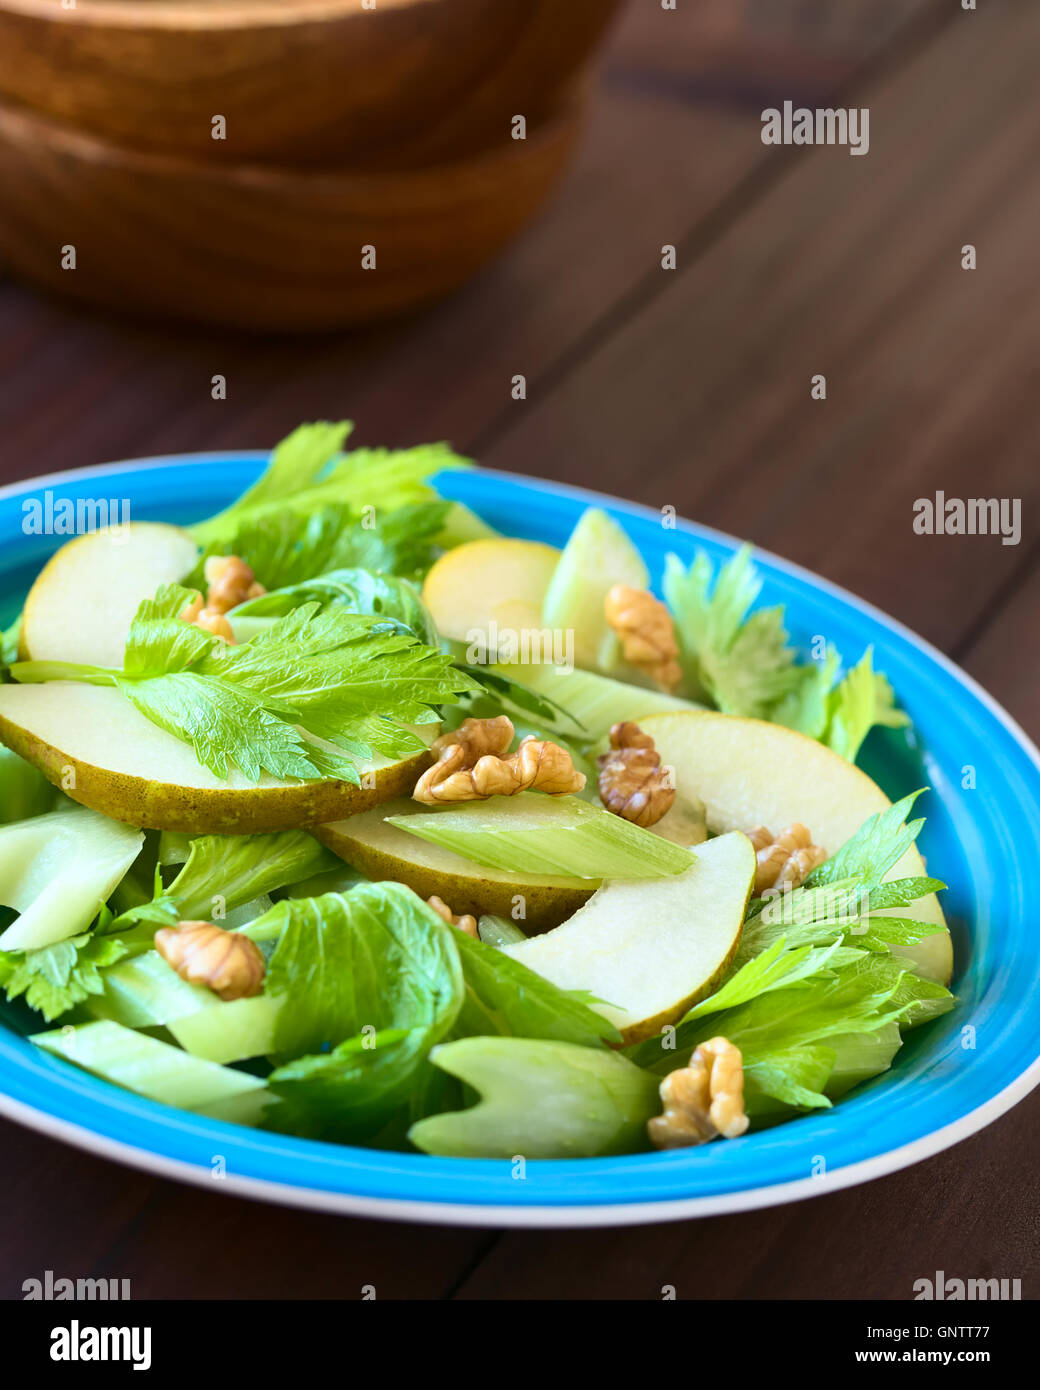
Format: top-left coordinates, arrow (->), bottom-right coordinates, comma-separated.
1,454 -> 1038,1227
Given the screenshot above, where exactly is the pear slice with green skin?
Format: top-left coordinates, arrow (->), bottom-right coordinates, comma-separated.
421,538 -> 560,650
0,683 -> 435,834
314,798 -> 597,932
637,711 -> 954,985
503,832 -> 754,1044
19,522 -> 199,667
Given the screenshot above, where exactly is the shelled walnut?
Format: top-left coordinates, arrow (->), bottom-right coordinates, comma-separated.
178,553 -> 266,644
154,921 -> 265,1001
597,721 -> 675,828
647,1037 -> 749,1149
426,895 -> 479,938
604,584 -> 682,691
202,555 -> 266,614
413,715 -> 585,804
746,823 -> 827,894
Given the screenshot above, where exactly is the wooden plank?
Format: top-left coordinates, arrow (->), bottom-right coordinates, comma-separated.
956,556 -> 1040,740
482,0 -> 1040,653
608,0 -> 940,103
0,1120 -> 492,1300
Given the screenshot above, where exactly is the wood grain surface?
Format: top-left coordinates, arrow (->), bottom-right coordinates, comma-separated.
0,0 -> 1037,1300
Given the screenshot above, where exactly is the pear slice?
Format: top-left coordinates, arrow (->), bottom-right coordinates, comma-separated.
314,798 -> 596,932
0,683 -> 434,834
638,711 -> 953,984
421,538 -> 560,650
19,523 -> 199,667
542,507 -> 650,672
503,832 -> 753,1043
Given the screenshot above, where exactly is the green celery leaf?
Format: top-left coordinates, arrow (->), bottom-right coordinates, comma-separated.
16,589 -> 479,785
110,830 -> 336,943
263,884 -> 464,1139
805,790 -> 926,888
118,670 -> 323,781
450,929 -> 620,1048
663,545 -> 909,760
191,421 -> 470,552
663,545 -> 802,717
122,586 -> 213,677
0,933 -> 129,1022
770,646 -> 841,739
451,664 -> 587,735
681,937 -> 849,1021
824,647 -> 910,762
263,883 -> 464,1061
635,951 -> 946,1120
194,501 -> 451,594
743,1044 -> 836,1113
234,568 -> 438,645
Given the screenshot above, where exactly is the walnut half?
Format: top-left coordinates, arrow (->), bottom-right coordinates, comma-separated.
746,823 -> 827,894
604,584 -> 682,691
426,895 -> 479,938
413,716 -> 585,804
154,921 -> 266,1001
648,1037 -> 749,1149
203,554 -> 267,614
597,721 -> 676,828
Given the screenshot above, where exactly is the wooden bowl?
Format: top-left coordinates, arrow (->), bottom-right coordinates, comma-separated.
0,86 -> 584,330
0,0 -> 622,165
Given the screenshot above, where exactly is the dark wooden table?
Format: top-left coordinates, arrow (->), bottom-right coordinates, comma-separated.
1,0 -> 1037,1300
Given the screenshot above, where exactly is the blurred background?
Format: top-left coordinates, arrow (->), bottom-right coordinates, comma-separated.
1,0 -> 1039,1300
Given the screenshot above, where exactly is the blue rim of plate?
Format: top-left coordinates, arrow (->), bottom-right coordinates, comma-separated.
1,453 -> 1039,1228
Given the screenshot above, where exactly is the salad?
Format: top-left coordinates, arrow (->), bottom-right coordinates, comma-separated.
0,423 -> 955,1159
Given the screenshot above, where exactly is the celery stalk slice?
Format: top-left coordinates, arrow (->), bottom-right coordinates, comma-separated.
33,1021 -> 268,1125
389,793 -> 692,880
0,808 -> 143,951
167,995 -> 283,1064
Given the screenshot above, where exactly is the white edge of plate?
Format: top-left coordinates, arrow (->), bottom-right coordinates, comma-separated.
1,454 -> 1038,1229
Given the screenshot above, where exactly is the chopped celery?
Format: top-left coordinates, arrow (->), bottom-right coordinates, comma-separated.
0,746 -> 53,824
33,1021 -> 268,1125
167,995 -> 284,1063
477,915 -> 528,948
388,792 -> 692,880
409,1038 -> 659,1158
542,508 -> 650,673
158,831 -> 193,867
87,950 -> 212,1029
224,894 -> 273,930
0,808 -> 142,951
490,662 -> 699,741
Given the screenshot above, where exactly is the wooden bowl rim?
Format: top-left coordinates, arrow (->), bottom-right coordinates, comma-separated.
0,83 -> 584,189
0,0 -> 455,34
